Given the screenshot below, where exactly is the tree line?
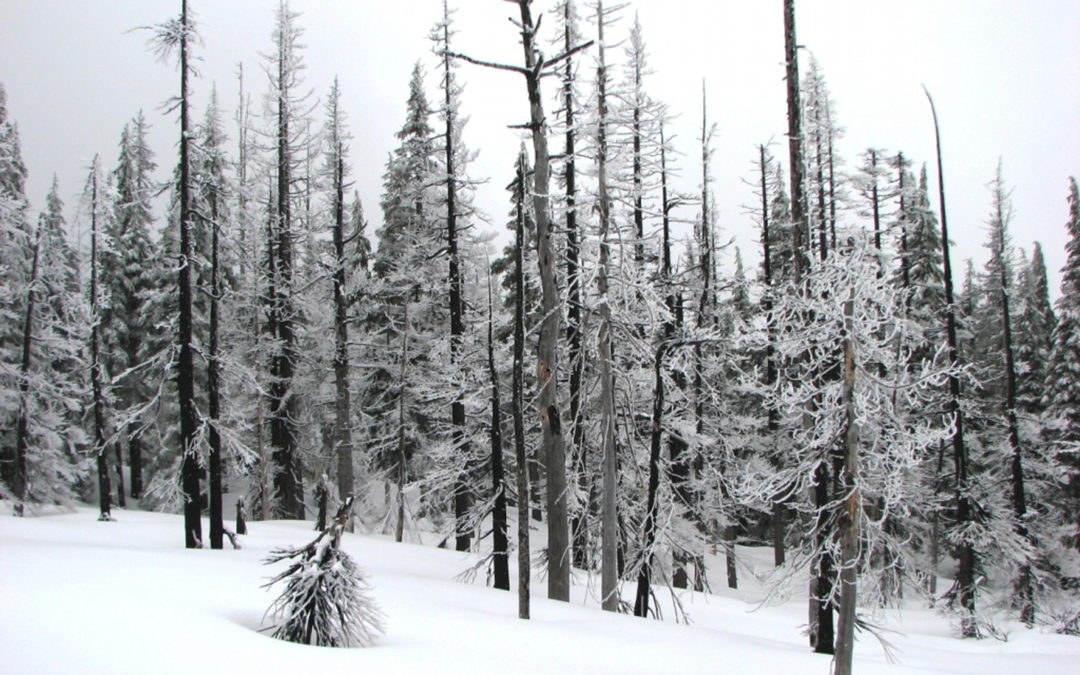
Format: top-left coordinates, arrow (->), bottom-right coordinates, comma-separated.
1,0 -> 1078,669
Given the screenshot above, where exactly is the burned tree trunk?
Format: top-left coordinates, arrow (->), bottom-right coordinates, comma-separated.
924,85 -> 978,638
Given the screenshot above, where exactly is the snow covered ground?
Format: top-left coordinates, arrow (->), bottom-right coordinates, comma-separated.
2,506 -> 1077,674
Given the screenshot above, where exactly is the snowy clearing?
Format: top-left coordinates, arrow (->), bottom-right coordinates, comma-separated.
2,507 -> 1077,674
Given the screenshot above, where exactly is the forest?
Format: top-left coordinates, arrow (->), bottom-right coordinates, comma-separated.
1,1 -> 1078,672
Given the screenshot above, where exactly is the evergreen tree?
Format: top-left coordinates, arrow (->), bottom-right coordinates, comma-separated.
102,111 -> 157,501
1045,177 -> 1080,552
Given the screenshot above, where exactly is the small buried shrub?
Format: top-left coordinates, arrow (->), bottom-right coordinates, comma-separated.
262,497 -> 385,647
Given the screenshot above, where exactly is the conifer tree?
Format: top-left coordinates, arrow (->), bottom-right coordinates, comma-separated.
1045,177 -> 1080,550
102,112 -> 157,501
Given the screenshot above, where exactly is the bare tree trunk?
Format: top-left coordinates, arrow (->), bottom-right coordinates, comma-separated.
177,0 -> 201,547
487,278 -> 510,591
326,85 -> 355,533
924,85 -> 977,638
516,0 -> 570,602
448,0 -> 592,606
395,307 -> 409,545
635,342 -> 668,618
89,161 -> 113,523
562,0 -> 588,574
833,294 -> 859,675
594,3 -> 618,612
758,145 -> 784,567
512,148 -> 531,618
992,180 -> 1034,626
440,16 -> 472,554
208,162 -> 224,550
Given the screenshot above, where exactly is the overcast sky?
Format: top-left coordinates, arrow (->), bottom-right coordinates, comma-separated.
1,0 -> 1077,296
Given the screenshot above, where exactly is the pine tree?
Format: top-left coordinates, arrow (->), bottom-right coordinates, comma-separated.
1045,177 -> 1080,551
102,112 -> 157,502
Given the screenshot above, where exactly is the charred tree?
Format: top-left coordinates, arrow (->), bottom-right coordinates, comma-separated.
923,85 -> 978,638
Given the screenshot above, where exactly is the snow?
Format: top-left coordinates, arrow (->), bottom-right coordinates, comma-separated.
2,507 -> 1077,674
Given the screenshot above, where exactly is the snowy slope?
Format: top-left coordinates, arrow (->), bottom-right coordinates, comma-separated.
2,507 -> 1077,674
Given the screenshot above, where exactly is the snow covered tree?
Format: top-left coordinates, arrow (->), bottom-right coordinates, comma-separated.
260,0 -> 314,520
3,175 -> 87,511
263,497 -> 385,647
101,111 -> 158,503
1045,177 -> 1080,552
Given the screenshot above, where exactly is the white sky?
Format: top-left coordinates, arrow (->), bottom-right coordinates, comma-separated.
1,0 -> 1077,296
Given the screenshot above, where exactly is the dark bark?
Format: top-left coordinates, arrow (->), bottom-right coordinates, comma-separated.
563,0 -> 588,574
992,184 -> 1033,626
487,280 -> 510,591
236,496 -> 248,535
113,439 -> 126,508
833,296 -> 858,675
89,163 -> 112,523
270,7 -> 304,521
663,129 -> 691,589
443,20 -> 472,554
512,149 -> 531,618
177,0 -> 202,547
759,145 -> 784,567
10,226 -> 40,506
128,425 -> 143,499
208,157 -> 223,550
635,342 -> 668,618
923,85 -> 977,638
329,87 -> 355,525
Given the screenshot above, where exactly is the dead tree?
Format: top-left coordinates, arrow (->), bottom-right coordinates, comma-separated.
924,85 -> 978,638
446,0 -> 592,603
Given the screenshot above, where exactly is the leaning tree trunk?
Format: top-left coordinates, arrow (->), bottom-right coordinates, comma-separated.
924,85 -> 978,638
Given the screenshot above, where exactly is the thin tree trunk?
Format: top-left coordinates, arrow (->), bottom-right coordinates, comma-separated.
833,294 -> 859,675
663,128 -> 691,588
11,226 -> 41,508
635,342 -> 668,618
994,189 -> 1034,626
759,145 -> 784,567
923,85 -> 977,638
595,4 -> 618,612
177,0 -> 202,547
395,307 -> 409,544
512,148 -> 531,619
208,167 -> 223,550
487,278 -> 510,591
89,161 -> 113,523
329,93 -> 355,527
563,0 -> 588,573
442,17 -> 472,554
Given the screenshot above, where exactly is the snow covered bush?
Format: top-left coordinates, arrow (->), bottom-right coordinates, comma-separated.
262,497 -> 385,647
